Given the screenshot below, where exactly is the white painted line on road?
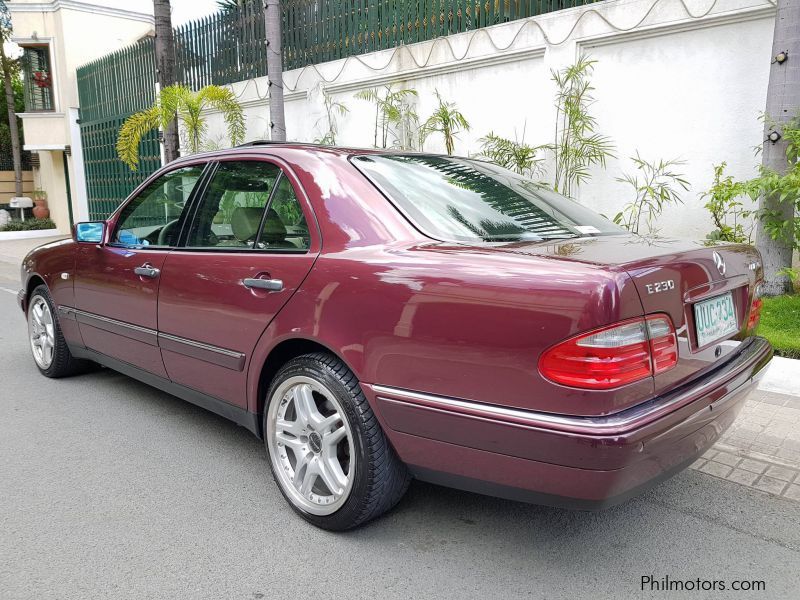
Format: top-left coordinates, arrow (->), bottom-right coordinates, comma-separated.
0,287 -> 17,295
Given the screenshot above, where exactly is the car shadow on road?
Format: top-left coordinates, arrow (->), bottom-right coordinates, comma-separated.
53,364 -> 800,558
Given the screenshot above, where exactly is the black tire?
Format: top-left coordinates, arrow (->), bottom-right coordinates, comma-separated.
27,284 -> 90,378
263,352 -> 410,530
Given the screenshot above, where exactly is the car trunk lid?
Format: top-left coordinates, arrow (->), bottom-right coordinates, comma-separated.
473,234 -> 763,402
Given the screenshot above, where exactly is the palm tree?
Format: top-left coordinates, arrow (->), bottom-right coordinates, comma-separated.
422,90 -> 470,155
117,84 -> 245,170
755,0 -> 800,295
0,0 -> 23,199
264,0 -> 286,141
153,0 -> 180,163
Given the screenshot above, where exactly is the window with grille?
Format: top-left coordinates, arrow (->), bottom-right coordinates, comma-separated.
21,46 -> 54,112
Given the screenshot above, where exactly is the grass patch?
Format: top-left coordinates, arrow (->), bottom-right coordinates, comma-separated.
759,295 -> 800,359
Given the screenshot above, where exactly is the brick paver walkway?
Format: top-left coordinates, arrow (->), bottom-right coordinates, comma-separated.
690,389 -> 800,503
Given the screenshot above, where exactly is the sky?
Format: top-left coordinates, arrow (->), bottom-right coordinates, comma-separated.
2,0 -> 223,55
171,0 -> 221,26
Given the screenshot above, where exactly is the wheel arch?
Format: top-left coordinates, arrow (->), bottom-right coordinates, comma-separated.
24,274 -> 47,312
253,337 -> 359,438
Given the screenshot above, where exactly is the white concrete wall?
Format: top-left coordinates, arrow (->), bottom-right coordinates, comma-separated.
200,0 -> 777,242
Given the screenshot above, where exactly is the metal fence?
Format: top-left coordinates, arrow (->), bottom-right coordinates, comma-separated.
0,145 -> 32,171
175,1 -> 269,90
77,38 -> 162,220
283,1 -> 599,68
76,0 -> 601,218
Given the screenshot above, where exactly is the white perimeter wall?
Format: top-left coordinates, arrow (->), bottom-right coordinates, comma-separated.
200,0 -> 777,241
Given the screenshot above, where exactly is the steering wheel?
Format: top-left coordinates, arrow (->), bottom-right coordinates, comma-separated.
157,219 -> 181,246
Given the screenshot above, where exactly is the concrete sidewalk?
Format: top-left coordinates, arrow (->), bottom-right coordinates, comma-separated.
692,384 -> 800,504
1,234 -> 799,503
0,235 -> 67,265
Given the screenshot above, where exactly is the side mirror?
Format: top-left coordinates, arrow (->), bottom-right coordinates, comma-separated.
74,221 -> 106,244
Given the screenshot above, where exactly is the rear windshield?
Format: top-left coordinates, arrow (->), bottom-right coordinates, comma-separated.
351,154 -> 623,243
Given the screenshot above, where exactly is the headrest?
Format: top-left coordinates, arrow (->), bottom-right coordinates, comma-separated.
231,207 -> 264,242
261,208 -> 287,243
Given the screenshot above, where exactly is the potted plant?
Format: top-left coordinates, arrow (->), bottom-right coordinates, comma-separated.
31,190 -> 49,219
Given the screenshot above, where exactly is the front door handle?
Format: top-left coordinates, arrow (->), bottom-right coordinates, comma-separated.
134,265 -> 160,278
243,278 -> 283,292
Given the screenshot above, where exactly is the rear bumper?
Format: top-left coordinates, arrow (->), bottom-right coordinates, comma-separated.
367,336 -> 773,508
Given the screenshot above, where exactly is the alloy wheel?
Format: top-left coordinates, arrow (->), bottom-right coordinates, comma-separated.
28,296 -> 55,369
266,376 -> 355,516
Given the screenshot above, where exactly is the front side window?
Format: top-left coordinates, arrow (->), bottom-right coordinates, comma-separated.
112,165 -> 205,248
352,154 -> 624,243
21,46 -> 54,112
185,161 -> 309,251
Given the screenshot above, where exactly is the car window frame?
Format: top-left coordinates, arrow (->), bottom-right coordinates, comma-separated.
106,160 -> 214,251
176,155 -> 319,255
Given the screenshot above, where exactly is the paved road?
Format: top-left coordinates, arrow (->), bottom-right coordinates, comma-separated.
1,264 -> 799,600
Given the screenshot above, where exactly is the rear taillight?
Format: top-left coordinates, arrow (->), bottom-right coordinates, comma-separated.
539,315 -> 678,390
748,283 -> 764,330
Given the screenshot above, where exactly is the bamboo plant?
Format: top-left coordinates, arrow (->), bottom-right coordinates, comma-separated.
422,90 -> 470,155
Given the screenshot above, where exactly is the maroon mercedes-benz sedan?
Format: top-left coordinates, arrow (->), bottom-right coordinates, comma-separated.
19,143 -> 772,530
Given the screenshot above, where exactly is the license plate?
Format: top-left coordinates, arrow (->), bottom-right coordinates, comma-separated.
694,292 -> 738,347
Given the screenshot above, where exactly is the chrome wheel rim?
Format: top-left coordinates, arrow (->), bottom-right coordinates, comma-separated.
267,376 -> 355,516
28,296 -> 55,369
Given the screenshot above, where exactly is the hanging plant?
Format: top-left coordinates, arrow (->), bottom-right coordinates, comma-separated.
32,70 -> 52,88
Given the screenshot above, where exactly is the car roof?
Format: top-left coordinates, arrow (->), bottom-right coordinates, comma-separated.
168,141 -> 461,163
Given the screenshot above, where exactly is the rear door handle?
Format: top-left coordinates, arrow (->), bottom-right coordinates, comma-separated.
134,265 -> 160,278
243,278 -> 283,292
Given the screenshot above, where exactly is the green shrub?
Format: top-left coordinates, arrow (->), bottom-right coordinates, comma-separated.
701,162 -> 756,244
1,218 -> 57,231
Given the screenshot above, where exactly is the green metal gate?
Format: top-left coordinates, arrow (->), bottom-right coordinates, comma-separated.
76,38 -> 162,220
76,1 -> 604,218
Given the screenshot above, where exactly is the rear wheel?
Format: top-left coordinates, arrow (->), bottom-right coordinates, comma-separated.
264,353 -> 410,530
27,285 -> 89,378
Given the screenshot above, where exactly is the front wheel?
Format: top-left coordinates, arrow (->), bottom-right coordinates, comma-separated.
27,285 -> 89,378
264,353 -> 410,530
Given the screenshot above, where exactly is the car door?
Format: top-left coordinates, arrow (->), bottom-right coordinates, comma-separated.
74,164 -> 207,377
156,158 -> 320,408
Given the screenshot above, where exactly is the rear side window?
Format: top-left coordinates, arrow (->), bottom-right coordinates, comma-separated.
262,175 -> 310,250
352,154 -> 623,243
184,161 -> 309,251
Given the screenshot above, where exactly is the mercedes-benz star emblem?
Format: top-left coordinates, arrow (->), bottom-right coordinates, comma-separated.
712,251 -> 726,276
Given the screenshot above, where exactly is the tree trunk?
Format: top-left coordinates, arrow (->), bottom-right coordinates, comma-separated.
265,0 -> 286,141
153,0 -> 180,162
0,42 -> 23,198
755,0 -> 800,295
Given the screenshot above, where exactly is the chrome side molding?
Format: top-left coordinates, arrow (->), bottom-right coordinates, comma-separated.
58,306 -> 245,371
373,337 -> 772,436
